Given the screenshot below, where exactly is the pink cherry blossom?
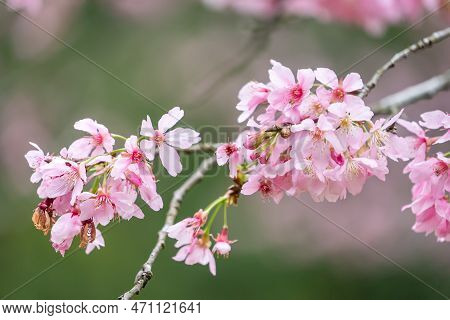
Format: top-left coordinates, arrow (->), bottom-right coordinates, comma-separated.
125,164 -> 163,211
268,60 -> 315,111
403,153 -> 449,242
241,172 -> 286,204
203,0 -> 439,35
25,142 -> 51,183
110,135 -> 148,179
296,86 -> 331,121
236,81 -> 270,123
212,227 -> 236,257
67,119 -> 115,160
37,158 -> 86,205
315,68 -> 364,106
167,210 -> 207,248
173,237 -> 216,276
216,142 -> 242,177
78,179 -> 144,226
140,107 -> 201,177
50,211 -> 82,256
231,61 -> 401,206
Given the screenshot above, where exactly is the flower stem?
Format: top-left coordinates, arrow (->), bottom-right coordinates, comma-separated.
204,202 -> 223,236
204,195 -> 227,213
223,204 -> 228,228
111,134 -> 127,141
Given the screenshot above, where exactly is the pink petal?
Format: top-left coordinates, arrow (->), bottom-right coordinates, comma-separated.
158,107 -> 184,133
342,73 -> 364,92
291,118 -> 315,132
74,118 -> 102,135
140,115 -> 155,137
314,68 -> 338,88
165,128 -> 201,149
297,68 -> 315,91
419,110 -> 447,129
241,175 -> 261,195
269,60 -> 295,87
173,246 -> 190,262
125,135 -> 139,153
67,137 -> 93,160
397,119 -> 425,137
435,130 -> 450,144
140,140 -> 156,161
159,143 -> 182,177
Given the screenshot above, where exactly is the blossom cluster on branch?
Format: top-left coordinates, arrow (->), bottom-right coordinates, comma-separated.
25,60 -> 449,277
166,60 -> 448,275
203,0 -> 447,35
25,107 -> 200,256
399,111 -> 450,241
221,60 -> 406,203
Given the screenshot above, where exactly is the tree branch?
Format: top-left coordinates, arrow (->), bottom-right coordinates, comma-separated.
360,27 -> 450,98
118,156 -> 217,300
373,69 -> 450,115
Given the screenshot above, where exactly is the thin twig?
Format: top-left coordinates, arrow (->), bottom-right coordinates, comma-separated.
118,156 -> 217,300
360,27 -> 450,98
373,69 -> 450,115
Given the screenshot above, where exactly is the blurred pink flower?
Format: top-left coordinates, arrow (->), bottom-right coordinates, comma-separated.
7,0 -> 43,16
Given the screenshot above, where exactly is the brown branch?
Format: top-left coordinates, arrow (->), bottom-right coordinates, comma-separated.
118,156 -> 217,300
360,27 -> 450,98
373,69 -> 450,115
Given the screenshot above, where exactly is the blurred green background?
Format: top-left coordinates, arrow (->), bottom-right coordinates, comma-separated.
1,0 -> 450,299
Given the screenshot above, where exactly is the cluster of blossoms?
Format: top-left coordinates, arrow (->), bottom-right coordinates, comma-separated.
398,111 -> 449,241
216,60 -> 405,204
166,60 -> 407,275
203,0 -> 446,35
167,193 -> 238,275
25,107 -> 201,256
24,62 -> 449,277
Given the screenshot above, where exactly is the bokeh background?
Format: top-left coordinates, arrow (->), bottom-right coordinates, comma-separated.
1,0 -> 450,300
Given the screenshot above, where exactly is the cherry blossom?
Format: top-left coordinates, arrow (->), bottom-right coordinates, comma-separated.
140,107 -> 201,177
173,237 -> 216,276
67,119 -> 115,160
167,210 -> 207,248
78,179 -> 144,226
110,135 -> 148,179
203,0 -> 441,35
268,60 -> 315,111
400,110 -> 450,242
25,142 -> 51,183
26,109 -> 200,257
236,81 -> 270,123
50,211 -> 82,256
314,68 -> 364,106
212,227 -> 236,257
24,58 -> 450,279
216,142 -> 243,177
37,158 -> 86,205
